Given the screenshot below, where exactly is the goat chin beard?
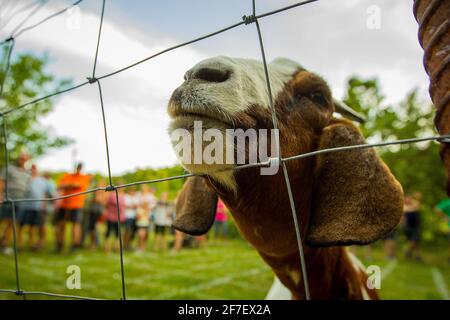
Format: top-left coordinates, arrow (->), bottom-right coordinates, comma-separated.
169,117 -> 238,192
183,163 -> 238,193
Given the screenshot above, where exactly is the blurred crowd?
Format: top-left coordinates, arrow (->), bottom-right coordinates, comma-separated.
0,153 -> 230,255
2,153 -> 449,260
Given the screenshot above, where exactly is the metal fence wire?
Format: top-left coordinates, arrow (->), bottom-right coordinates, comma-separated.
0,0 -> 449,300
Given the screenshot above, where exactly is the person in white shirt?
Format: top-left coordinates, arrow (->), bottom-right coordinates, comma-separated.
152,191 -> 174,252
124,187 -> 139,250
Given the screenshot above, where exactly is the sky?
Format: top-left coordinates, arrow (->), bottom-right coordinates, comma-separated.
0,0 -> 431,175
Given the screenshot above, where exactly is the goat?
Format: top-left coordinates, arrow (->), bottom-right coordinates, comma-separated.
167,56 -> 404,300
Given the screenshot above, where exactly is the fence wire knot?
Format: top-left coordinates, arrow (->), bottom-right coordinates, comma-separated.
105,185 -> 116,192
242,14 -> 257,25
87,76 -> 98,84
267,157 -> 281,168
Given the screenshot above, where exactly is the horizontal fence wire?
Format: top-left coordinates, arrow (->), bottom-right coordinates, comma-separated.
7,0 -> 46,40
0,288 -> 101,300
0,0 -> 449,300
0,1 -> 43,32
2,134 -> 449,205
0,0 -> 84,45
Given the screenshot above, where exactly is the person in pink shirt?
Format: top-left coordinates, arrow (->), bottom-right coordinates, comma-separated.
214,199 -> 228,240
103,189 -> 126,253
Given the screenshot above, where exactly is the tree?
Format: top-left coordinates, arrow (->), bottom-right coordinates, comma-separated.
343,77 -> 447,240
0,46 -> 72,164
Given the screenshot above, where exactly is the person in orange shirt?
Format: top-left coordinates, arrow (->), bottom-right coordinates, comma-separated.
54,163 -> 90,253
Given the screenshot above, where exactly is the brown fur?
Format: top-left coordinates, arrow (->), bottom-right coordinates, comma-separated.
171,67 -> 403,299
174,176 -> 218,235
308,121 -> 404,246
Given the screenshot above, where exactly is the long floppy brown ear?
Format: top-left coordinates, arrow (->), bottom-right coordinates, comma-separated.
173,176 -> 218,236
307,119 -> 404,247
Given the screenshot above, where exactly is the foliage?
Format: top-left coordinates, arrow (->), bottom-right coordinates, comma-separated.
113,165 -> 187,199
0,46 -> 72,164
343,77 -> 448,240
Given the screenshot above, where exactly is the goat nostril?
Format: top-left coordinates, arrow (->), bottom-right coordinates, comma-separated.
192,67 -> 230,83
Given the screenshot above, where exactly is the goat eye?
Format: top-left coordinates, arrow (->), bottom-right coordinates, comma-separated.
309,91 -> 327,107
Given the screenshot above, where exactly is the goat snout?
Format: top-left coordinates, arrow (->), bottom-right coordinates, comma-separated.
169,56 -> 304,127
186,66 -> 231,84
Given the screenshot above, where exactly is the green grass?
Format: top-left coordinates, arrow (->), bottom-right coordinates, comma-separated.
0,238 -> 273,300
352,242 -> 450,300
0,233 -> 449,300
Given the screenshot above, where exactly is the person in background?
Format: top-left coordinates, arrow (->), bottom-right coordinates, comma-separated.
383,229 -> 397,261
40,172 -> 57,248
54,163 -> 90,253
0,152 -> 31,254
214,198 -> 228,240
18,164 -> 56,250
136,185 -> 157,252
404,192 -> 422,261
85,180 -> 106,250
103,188 -> 126,253
195,234 -> 207,248
152,191 -> 174,252
173,228 -> 184,252
124,187 -> 139,250
435,197 -> 450,263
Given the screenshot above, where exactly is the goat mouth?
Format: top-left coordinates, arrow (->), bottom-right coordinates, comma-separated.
173,112 -> 231,125
169,103 -> 234,128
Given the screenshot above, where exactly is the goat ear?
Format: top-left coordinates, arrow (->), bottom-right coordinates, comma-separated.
173,176 -> 218,236
306,120 -> 404,247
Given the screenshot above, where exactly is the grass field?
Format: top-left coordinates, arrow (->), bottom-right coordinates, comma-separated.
0,234 -> 449,300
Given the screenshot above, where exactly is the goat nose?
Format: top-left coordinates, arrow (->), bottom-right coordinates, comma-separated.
190,66 -> 230,83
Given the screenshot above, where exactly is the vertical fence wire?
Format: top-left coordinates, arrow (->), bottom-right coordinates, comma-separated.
0,38 -> 22,297
91,0 -> 105,79
0,1 -> 41,31
90,0 -> 126,300
249,0 -> 311,300
2,120 -> 21,296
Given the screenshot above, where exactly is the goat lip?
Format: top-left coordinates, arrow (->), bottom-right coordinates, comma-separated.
170,111 -> 233,127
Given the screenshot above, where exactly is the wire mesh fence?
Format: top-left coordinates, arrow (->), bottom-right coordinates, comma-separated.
0,0 -> 449,300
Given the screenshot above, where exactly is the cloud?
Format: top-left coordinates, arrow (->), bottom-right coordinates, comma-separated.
1,1 -> 207,174
182,0 -> 429,103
